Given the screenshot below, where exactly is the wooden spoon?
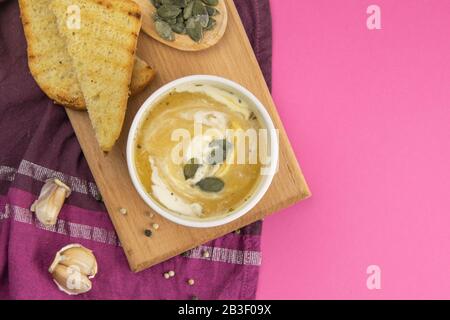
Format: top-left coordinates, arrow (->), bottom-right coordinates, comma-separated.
133,0 -> 228,51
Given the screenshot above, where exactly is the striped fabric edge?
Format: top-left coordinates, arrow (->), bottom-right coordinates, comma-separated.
0,160 -> 100,198
0,202 -> 120,246
183,245 -> 262,266
0,203 -> 262,266
0,165 -> 16,182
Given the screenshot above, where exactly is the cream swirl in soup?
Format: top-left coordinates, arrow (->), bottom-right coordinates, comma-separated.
133,84 -> 263,219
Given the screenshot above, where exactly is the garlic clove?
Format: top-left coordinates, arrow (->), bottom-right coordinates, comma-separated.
49,244 -> 98,295
49,244 -> 98,278
59,245 -> 98,277
51,264 -> 92,295
30,178 -> 71,226
54,179 -> 72,196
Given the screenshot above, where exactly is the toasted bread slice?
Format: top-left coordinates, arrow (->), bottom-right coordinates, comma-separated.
19,0 -> 84,109
19,0 -> 153,111
131,57 -> 156,95
50,0 -> 142,151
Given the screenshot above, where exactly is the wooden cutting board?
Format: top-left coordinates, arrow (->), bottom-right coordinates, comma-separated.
65,0 -> 311,272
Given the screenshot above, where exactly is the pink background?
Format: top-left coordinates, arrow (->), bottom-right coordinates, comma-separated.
257,0 -> 450,299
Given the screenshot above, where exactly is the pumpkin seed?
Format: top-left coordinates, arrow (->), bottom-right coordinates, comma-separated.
155,20 -> 175,41
205,17 -> 216,30
192,0 -> 207,17
198,14 -> 209,28
201,0 -> 218,6
186,17 -> 203,42
191,1 -> 209,27
208,139 -> 232,164
183,159 -> 201,180
172,0 -> 188,7
183,0 -> 194,19
157,4 -> 182,18
206,6 -> 218,16
196,177 -> 225,192
172,22 -> 186,34
163,17 -> 177,25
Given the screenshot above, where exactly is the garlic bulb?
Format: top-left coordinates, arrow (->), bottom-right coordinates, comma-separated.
30,178 -> 71,226
49,244 -> 98,295
51,264 -> 92,295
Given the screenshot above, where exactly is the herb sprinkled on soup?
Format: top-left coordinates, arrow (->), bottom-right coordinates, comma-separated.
133,84 -> 265,219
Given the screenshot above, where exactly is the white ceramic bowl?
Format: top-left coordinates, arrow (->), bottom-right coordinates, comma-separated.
127,75 -> 279,228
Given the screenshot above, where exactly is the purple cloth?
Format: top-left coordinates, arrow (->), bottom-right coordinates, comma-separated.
0,0 -> 272,300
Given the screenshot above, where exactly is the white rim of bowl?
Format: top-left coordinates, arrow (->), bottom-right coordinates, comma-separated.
127,75 -> 279,228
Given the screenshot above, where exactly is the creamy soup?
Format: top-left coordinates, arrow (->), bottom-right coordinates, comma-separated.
133,84 -> 264,219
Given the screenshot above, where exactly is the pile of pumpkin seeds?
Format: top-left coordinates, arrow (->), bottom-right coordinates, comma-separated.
182,139 -> 232,193
151,0 -> 220,42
